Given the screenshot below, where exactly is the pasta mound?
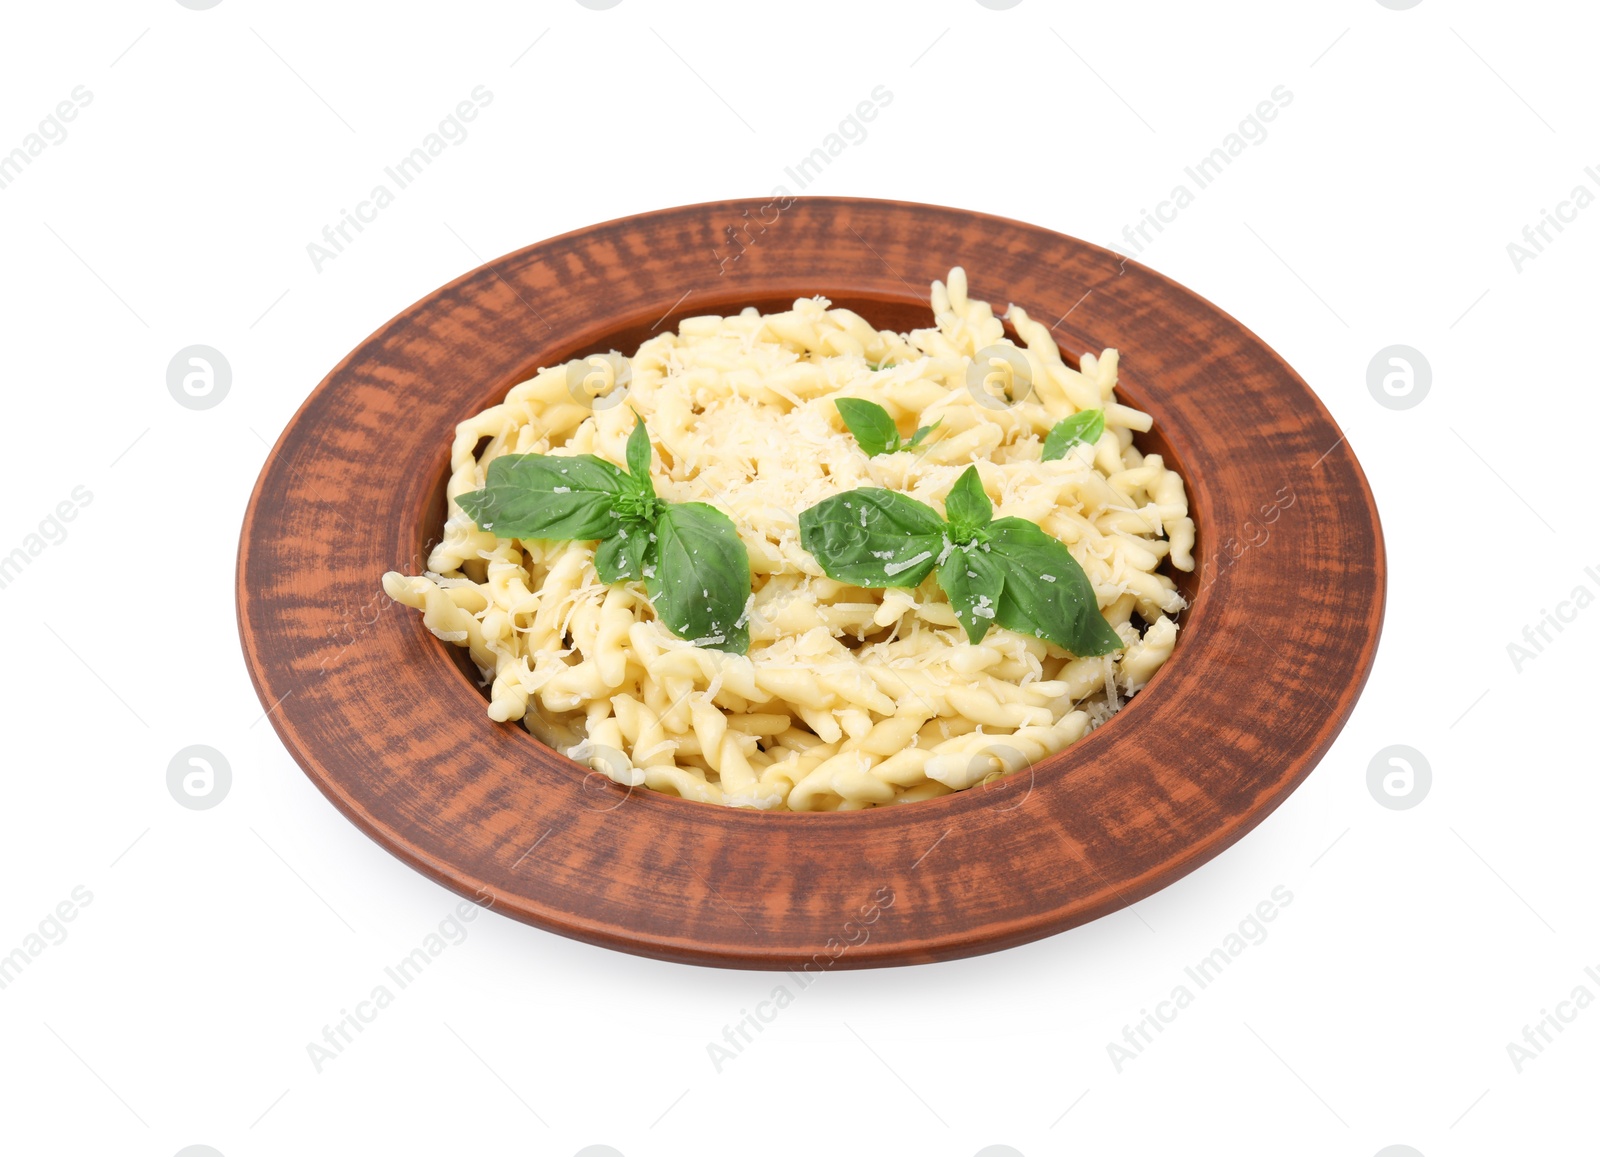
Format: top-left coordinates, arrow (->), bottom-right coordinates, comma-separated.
383,268 -> 1194,810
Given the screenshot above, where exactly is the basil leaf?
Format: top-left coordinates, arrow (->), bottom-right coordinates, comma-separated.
1041,409 -> 1106,461
625,414 -> 652,484
457,453 -> 627,541
489,451 -> 627,495
453,419 -> 756,653
904,419 -> 940,451
648,502 -> 751,654
594,523 -> 653,584
798,489 -> 947,587
835,398 -> 902,457
942,465 -> 993,532
937,545 -> 1007,645
986,517 -> 1122,655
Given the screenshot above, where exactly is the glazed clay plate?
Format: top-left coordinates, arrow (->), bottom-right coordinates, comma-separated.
236,197 -> 1384,969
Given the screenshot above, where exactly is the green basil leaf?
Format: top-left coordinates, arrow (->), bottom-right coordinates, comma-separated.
594,522 -> 654,584
835,398 -> 902,457
457,453 -> 628,540
489,451 -> 628,495
986,517 -> 1122,655
937,544 -> 1008,645
942,465 -> 993,532
1041,409 -> 1106,461
904,419 -> 941,451
798,488 -> 948,587
625,414 -> 653,485
647,502 -> 751,654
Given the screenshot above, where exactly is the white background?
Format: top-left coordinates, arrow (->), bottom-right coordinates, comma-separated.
1,2 -> 1595,1155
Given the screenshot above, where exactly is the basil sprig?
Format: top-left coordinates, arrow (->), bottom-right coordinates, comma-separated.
1041,408 -> 1105,461
835,398 -> 940,457
797,466 -> 1122,654
457,417 -> 751,653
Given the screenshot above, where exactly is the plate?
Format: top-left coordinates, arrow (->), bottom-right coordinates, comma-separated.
236,197 -> 1384,969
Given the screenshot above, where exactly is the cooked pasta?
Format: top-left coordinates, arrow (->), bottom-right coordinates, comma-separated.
382,268 -> 1194,810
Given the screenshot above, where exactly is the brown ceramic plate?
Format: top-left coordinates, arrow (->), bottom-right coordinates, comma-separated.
237,197 -> 1384,969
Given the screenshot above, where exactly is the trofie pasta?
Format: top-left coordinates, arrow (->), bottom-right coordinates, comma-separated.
382,268 -> 1195,810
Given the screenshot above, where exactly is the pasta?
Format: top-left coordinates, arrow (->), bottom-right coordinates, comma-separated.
382,268 -> 1194,810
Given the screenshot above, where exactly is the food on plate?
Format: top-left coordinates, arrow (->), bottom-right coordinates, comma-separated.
383,268 -> 1194,810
